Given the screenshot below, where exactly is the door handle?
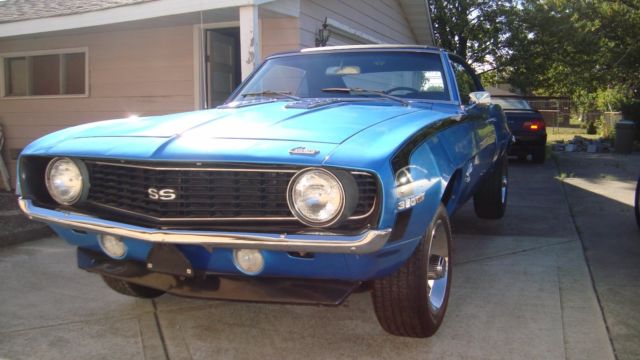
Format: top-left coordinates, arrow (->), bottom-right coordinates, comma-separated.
485,118 -> 496,124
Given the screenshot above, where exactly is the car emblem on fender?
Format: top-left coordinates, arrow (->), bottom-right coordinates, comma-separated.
289,147 -> 320,156
148,188 -> 177,200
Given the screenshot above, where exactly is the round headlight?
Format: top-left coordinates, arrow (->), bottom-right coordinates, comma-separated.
45,157 -> 87,205
287,168 -> 358,227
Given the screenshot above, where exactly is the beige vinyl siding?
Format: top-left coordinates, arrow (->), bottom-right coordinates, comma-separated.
299,0 -> 416,47
0,25 -> 195,186
261,17 -> 301,57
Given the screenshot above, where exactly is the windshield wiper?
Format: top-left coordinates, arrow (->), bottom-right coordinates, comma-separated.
240,90 -> 300,101
321,87 -> 410,107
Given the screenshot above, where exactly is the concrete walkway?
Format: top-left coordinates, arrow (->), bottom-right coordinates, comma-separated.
555,152 -> 640,360
0,160 -> 617,360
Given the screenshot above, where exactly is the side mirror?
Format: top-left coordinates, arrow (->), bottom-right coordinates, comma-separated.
469,91 -> 491,105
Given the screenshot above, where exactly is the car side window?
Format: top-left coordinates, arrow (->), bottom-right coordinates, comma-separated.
450,60 -> 478,105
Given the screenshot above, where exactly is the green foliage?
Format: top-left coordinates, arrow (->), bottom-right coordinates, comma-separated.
428,0 -> 514,68
595,85 -> 632,112
586,120 -> 598,135
507,1 -> 640,99
621,100 -> 640,140
428,0 -> 640,118
621,101 -> 640,122
595,116 -> 615,139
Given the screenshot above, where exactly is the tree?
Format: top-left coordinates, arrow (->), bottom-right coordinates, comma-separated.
430,0 -> 640,116
503,1 -> 640,101
428,0 -> 515,69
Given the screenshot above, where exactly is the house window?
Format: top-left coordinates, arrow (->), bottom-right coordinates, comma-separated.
2,49 -> 87,97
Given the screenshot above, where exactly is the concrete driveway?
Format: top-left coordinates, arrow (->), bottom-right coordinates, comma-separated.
0,158 -> 623,360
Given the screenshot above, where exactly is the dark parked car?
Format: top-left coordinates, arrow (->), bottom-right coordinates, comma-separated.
493,97 -> 547,163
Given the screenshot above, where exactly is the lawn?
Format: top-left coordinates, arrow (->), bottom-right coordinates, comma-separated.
546,126 -> 601,143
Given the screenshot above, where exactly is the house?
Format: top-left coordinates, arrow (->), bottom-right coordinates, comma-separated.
0,0 -> 434,188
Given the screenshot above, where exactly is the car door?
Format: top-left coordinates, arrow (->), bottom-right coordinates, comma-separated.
448,56 -> 497,185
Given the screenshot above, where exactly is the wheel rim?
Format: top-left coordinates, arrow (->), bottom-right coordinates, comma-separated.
427,219 -> 449,312
501,173 -> 508,205
500,164 -> 509,205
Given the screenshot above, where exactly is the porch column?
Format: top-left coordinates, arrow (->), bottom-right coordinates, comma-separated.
240,5 -> 261,80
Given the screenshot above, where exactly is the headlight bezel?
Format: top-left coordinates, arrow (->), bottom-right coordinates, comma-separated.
286,167 -> 358,228
44,157 -> 89,206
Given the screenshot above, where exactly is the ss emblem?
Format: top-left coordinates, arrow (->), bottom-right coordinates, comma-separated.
148,188 -> 176,201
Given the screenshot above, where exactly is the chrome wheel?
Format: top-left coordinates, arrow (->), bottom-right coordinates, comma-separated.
501,174 -> 508,205
371,204 -> 452,338
635,177 -> 639,228
427,219 -> 449,312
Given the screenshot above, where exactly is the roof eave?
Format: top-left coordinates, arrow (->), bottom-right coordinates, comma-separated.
0,0 -> 275,38
397,0 -> 434,45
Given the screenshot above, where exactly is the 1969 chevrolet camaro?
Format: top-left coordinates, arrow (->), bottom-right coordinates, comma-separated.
17,45 -> 511,338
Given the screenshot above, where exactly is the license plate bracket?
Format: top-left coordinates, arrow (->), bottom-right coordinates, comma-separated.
146,244 -> 194,278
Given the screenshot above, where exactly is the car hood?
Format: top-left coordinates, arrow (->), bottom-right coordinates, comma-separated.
22,100 -> 426,164
64,101 -> 421,143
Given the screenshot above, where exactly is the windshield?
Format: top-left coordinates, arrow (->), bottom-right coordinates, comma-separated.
230,51 -> 451,103
492,98 -> 533,110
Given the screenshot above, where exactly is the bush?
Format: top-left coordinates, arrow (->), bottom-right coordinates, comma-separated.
595,116 -> 615,139
621,101 -> 640,140
596,85 -> 631,112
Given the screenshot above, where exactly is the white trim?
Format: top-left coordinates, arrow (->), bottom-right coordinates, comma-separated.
0,47 -> 88,59
0,47 -> 89,99
193,21 -> 241,110
325,18 -> 384,45
261,0 -> 300,17
0,0 -> 275,38
240,6 -> 261,80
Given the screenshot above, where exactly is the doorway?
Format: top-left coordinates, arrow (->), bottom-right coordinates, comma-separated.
205,28 -> 241,107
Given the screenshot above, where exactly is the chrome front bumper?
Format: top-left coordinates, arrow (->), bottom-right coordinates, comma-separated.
18,198 -> 391,254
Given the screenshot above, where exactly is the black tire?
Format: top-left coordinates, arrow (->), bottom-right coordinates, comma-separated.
532,145 -> 546,164
371,205 -> 452,338
635,177 -> 639,228
101,275 -> 165,299
474,155 -> 508,219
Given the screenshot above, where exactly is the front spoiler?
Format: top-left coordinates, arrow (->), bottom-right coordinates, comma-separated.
78,248 -> 359,305
19,198 -> 391,254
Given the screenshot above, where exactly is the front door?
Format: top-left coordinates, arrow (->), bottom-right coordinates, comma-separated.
205,28 -> 241,107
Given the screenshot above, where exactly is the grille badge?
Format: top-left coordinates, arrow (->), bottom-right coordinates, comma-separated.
148,188 -> 177,201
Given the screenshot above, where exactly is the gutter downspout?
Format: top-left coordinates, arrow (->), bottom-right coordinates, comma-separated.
0,124 -> 12,191
240,5 -> 261,80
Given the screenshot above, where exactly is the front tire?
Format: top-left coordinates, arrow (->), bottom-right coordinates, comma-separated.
101,275 -> 165,299
474,155 -> 508,219
371,205 -> 452,338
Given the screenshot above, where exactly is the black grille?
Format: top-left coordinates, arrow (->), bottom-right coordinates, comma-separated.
84,161 -> 377,224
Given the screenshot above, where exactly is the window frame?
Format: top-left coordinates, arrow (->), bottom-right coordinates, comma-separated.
447,54 -> 483,105
229,49 -> 456,104
0,47 -> 89,100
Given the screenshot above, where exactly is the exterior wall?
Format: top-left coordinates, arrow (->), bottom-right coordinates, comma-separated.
261,16 -> 301,58
299,0 -> 416,47
0,25 -> 195,185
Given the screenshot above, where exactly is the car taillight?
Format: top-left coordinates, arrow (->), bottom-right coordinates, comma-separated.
523,119 -> 545,131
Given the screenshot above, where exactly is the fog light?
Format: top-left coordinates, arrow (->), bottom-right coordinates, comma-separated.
99,234 -> 127,259
233,249 -> 264,275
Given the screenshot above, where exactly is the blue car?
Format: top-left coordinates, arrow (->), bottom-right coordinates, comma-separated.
17,45 -> 510,338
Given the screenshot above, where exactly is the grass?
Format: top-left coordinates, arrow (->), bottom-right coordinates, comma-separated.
546,126 -> 602,143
